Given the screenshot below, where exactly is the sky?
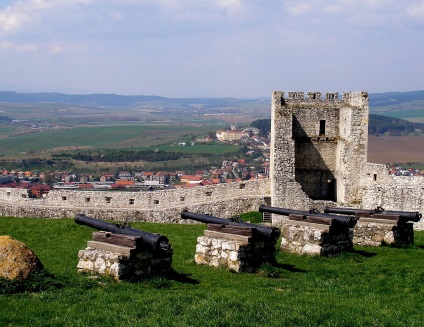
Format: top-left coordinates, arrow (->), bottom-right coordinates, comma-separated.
0,0 -> 423,98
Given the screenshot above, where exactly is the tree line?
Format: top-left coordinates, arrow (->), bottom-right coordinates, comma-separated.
52,149 -> 183,162
368,114 -> 424,136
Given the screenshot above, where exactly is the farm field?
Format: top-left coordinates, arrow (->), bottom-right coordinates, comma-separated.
368,136 -> 424,164
0,124 -> 212,156
380,109 -> 424,123
0,217 -> 423,326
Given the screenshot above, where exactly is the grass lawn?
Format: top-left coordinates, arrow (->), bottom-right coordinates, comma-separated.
0,216 -> 423,327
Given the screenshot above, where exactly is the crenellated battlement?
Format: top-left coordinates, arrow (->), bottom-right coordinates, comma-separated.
278,91 -> 368,107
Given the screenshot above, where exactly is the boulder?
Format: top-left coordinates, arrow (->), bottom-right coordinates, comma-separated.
0,235 -> 43,280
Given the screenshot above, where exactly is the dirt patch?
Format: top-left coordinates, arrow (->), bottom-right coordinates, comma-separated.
368,136 -> 424,164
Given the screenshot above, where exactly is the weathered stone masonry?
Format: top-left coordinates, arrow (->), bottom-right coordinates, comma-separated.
0,179 -> 270,222
271,91 -> 369,207
270,91 -> 424,231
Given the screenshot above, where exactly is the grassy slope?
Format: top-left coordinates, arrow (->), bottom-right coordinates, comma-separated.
0,217 -> 423,326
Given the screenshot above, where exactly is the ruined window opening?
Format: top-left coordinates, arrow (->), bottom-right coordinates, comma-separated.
129,199 -> 134,205
105,197 -> 112,203
21,194 -> 27,198
85,197 -> 90,203
373,174 -> 377,181
239,183 -> 246,189
180,197 -> 185,201
154,200 -> 159,204
205,191 -> 212,196
319,120 -> 326,135
6,192 -> 10,197
62,196 -> 67,201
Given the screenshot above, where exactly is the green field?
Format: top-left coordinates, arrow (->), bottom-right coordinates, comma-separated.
1,216 -> 423,326
379,109 -> 424,121
0,124 -> 211,156
0,124 -> 19,137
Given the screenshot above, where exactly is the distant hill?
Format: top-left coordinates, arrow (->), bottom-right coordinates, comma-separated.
1,90 -> 424,110
368,91 -> 424,122
0,91 -> 261,109
369,114 -> 424,136
250,115 -> 424,137
369,90 -> 424,107
2,90 -> 424,122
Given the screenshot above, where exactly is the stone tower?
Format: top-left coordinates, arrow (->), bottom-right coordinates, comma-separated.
270,91 -> 369,209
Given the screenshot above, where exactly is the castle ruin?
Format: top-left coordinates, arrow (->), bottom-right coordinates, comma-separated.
270,91 -> 424,229
0,90 -> 423,230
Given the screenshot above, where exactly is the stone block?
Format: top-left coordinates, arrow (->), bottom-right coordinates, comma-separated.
302,244 -> 322,255
222,241 -> 236,251
77,245 -> 172,281
193,234 -> 276,272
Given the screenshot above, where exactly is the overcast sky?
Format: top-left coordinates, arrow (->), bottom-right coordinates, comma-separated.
0,0 -> 423,98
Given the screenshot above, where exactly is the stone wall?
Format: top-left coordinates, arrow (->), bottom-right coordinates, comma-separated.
353,218 -> 414,247
0,179 -> 270,222
194,230 -> 276,272
279,220 -> 353,256
271,91 -> 369,206
270,90 -> 424,231
77,245 -> 172,281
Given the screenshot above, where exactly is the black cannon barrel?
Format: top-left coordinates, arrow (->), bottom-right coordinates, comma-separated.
324,207 -> 422,222
180,210 -> 280,242
379,210 -> 422,222
324,207 -> 372,216
75,213 -> 171,252
259,205 -> 357,228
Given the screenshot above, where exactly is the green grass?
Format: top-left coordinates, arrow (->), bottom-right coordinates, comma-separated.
0,124 -> 209,155
0,124 -> 19,136
1,216 -> 423,326
378,109 -> 424,120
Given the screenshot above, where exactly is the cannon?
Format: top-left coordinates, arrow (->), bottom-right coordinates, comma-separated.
258,204 -> 357,229
75,213 -> 171,252
180,210 -> 280,242
324,207 -> 422,222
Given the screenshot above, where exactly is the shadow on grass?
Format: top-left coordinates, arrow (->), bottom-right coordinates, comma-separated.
268,258 -> 307,273
166,269 -> 199,284
350,249 -> 377,257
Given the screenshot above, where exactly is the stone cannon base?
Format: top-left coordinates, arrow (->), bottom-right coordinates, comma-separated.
77,241 -> 172,281
194,230 -> 276,272
280,220 -> 353,256
353,218 -> 414,247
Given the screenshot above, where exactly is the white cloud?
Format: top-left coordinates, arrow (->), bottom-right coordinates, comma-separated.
0,40 -> 38,52
0,41 -> 13,49
0,0 -> 95,35
284,2 -> 313,16
407,1 -> 424,19
217,0 -> 241,10
49,44 -> 64,55
0,5 -> 31,33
